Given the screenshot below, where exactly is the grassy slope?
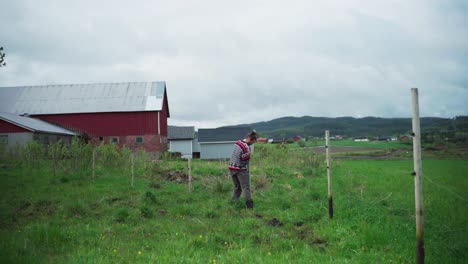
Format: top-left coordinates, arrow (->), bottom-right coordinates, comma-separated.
0,149 -> 466,263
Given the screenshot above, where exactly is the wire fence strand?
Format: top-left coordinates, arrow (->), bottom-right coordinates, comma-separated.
425,175 -> 468,202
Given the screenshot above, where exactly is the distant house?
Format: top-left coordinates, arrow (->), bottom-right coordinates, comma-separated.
256,137 -> 269,143
332,135 -> 344,140
270,136 -> 290,143
168,126 -> 198,159
353,137 -> 369,142
377,136 -> 392,141
398,135 -> 412,141
198,127 -> 253,160
0,112 -> 77,149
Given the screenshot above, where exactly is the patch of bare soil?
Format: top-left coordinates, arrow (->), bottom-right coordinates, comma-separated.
158,209 -> 167,215
149,182 -> 161,189
311,146 -> 411,160
267,218 -> 284,227
109,197 -> 122,203
11,200 -> 57,222
165,171 -> 189,183
310,146 -> 379,154
334,148 -> 410,160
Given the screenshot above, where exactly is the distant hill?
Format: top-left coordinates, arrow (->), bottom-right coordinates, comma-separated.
225,116 -> 468,140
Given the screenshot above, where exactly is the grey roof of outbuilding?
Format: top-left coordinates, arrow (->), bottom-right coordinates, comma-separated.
168,126 -> 195,140
198,127 -> 252,143
0,81 -> 168,115
0,112 -> 77,136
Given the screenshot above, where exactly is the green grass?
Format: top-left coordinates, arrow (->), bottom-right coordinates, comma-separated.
0,150 -> 466,263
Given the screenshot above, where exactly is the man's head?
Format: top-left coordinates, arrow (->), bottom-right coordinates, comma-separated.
245,130 -> 257,145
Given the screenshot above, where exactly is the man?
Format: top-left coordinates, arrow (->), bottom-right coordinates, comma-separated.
228,130 -> 257,209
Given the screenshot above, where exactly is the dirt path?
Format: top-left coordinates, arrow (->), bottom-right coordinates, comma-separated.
308,146 -> 378,154
289,144 -> 467,160
297,146 -> 411,160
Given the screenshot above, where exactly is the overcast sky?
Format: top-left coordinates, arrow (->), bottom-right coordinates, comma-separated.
1,0 -> 467,128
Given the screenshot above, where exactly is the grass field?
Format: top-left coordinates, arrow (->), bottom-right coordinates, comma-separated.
311,139 -> 412,149
0,142 -> 466,263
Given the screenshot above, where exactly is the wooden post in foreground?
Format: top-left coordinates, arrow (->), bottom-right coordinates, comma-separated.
131,152 -> 135,187
92,148 -> 96,181
325,130 -> 333,219
188,158 -> 193,192
411,88 -> 425,264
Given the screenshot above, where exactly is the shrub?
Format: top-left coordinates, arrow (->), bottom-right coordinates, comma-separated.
297,140 -> 306,148
161,151 -> 182,160
69,137 -> 93,171
253,174 -> 270,190
140,206 -> 153,218
200,176 -> 226,193
96,144 -> 121,167
143,191 -> 157,204
59,176 -> 69,183
113,208 -> 129,222
23,140 -> 44,167
205,210 -> 220,219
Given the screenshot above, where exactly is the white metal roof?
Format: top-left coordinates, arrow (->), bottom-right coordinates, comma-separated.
0,112 -> 77,136
168,126 -> 195,140
0,81 -> 167,115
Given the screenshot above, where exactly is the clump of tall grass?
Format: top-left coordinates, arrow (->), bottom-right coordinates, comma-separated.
113,208 -> 130,223
65,200 -> 88,218
139,205 -> 153,218
200,176 -> 227,193
22,140 -> 44,167
252,174 -> 270,190
143,191 -> 157,204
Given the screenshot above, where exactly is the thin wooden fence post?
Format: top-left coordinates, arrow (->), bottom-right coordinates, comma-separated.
325,130 -> 333,219
52,148 -> 57,179
411,88 -> 425,264
131,152 -> 135,187
92,148 -> 96,181
188,158 -> 192,192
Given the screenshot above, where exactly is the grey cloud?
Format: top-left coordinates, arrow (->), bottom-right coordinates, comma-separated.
0,0 -> 467,128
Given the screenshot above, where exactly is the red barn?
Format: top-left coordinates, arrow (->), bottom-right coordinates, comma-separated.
0,82 -> 170,155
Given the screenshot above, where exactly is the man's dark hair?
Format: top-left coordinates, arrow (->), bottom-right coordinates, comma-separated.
247,130 -> 257,141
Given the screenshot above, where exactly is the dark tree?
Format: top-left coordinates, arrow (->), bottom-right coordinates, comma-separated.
0,47 -> 6,67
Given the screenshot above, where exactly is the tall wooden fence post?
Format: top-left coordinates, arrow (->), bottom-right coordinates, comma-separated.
325,130 -> 333,219
131,152 -> 135,188
188,158 -> 192,192
411,88 -> 425,264
92,148 -> 96,181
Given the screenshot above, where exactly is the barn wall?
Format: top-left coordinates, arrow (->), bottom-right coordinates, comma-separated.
33,111 -> 168,154
192,137 -> 200,152
169,140 -> 193,158
0,132 -> 33,148
89,134 -> 167,154
199,142 -> 255,160
33,133 -> 74,146
33,112 -> 160,136
200,142 -> 235,160
0,119 -> 30,133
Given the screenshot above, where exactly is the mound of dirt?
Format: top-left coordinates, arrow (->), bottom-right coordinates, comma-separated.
165,171 -> 189,183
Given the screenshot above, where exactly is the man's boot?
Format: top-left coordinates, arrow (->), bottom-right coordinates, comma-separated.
246,200 -> 254,209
